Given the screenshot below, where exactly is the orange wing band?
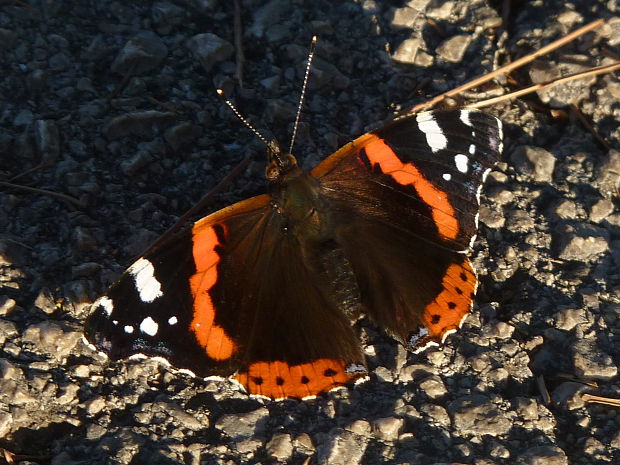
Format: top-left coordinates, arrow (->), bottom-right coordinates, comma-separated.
363,135 -> 459,241
234,359 -> 363,399
423,260 -> 476,339
189,223 -> 237,361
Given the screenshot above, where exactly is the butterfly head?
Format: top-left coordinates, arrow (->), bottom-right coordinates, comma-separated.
265,139 -> 301,181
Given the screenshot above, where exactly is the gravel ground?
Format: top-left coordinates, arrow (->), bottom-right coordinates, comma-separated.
1,1 -> 619,464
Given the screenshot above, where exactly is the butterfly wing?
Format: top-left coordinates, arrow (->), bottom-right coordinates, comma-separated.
85,194 -> 366,400
312,110 -> 503,350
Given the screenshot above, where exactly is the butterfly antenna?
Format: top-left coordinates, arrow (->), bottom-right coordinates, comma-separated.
216,89 -> 270,146
288,35 -> 317,155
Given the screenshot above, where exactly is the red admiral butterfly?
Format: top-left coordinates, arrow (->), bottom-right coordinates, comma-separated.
84,29 -> 507,401
85,105 -> 503,399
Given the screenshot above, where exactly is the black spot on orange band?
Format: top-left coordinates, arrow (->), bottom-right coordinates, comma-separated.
423,260 -> 477,340
234,359 -> 365,399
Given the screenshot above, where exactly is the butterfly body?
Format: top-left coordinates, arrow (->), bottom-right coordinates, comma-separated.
85,110 -> 503,399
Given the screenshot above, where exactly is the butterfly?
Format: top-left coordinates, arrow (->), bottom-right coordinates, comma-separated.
84,108 -> 503,400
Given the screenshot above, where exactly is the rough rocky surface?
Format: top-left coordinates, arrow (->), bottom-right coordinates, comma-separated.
1,1 -> 619,464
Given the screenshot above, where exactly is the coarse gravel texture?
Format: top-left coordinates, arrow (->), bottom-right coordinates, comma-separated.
1,1 -> 619,464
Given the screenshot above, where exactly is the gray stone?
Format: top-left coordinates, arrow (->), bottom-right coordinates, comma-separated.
426,0 -> 453,20
0,359 -> 21,382
346,419 -> 371,435
505,210 -> 535,232
436,34 -> 472,63
74,226 -> 97,253
259,75 -> 280,91
317,429 -> 367,465
0,296 -> 16,316
419,403 -> 450,427
34,288 -> 57,314
14,109 -> 34,126
294,433 -> 315,454
84,396 -> 106,415
0,319 -> 18,347
485,321 -> 515,340
391,6 -> 420,28
56,383 -> 80,405
510,146 -> 556,182
550,199 -> 578,219
112,31 -> 168,75
572,343 -> 617,380
71,262 -> 102,278
266,433 -> 293,461
103,110 -> 175,140
164,122 -> 200,152
530,57 -> 597,108
583,437 -> 605,455
120,151 -> 153,176
516,445 -> 568,465
0,411 -> 12,437
215,407 -> 269,440
486,186 -> 514,205
392,38 -> 433,66
236,438 -> 263,454
22,321 -> 82,360
166,404 -> 205,431
247,0 -> 289,38
514,397 -> 539,421
551,382 -> 587,410
479,204 -> 505,228
557,10 -> 583,27
187,33 -> 234,73
151,2 -> 186,34
449,395 -> 513,436
419,375 -> 448,399
554,307 -> 588,330
556,224 -> 609,261
372,417 -> 404,441
488,440 -> 511,459
3,377 -> 37,405
589,199 -> 614,222
594,149 -> 620,194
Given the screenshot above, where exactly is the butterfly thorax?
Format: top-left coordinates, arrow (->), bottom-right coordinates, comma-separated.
269,173 -> 332,243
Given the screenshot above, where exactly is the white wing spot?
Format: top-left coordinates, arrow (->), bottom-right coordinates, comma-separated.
168,316 -> 178,325
112,320 -> 118,325
454,154 -> 469,173
128,258 -> 163,303
95,296 -> 114,316
469,143 -> 476,155
416,113 -> 447,152
460,110 -> 473,127
139,316 -> 159,336
124,325 -> 134,334
442,173 -> 452,181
